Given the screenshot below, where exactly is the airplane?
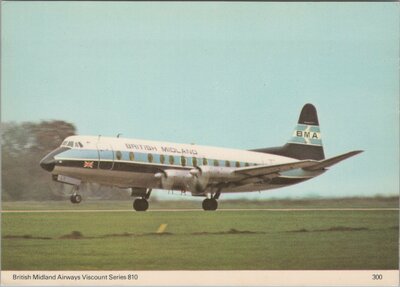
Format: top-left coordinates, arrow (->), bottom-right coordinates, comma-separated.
40,104 -> 363,211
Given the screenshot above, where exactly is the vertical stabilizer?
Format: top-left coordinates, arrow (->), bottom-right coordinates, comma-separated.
288,104 -> 323,147
252,104 -> 325,160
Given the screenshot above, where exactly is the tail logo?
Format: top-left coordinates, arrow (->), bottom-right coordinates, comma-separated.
296,130 -> 319,139
290,124 -> 322,146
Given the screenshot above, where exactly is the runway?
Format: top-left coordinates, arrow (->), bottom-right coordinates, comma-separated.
1,208 -> 398,213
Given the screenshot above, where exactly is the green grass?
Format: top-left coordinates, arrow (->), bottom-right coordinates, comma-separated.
2,196 -> 398,210
2,208 -> 398,270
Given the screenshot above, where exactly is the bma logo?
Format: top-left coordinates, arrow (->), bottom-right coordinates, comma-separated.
296,130 -> 319,139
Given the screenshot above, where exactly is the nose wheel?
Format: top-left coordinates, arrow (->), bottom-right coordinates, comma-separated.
133,198 -> 149,211
202,198 -> 218,211
70,185 -> 82,204
70,194 -> 82,204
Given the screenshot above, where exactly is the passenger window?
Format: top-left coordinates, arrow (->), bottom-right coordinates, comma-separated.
225,161 -> 231,167
129,152 -> 135,161
160,154 -> 165,164
169,155 -> 174,165
192,157 -> 197,167
148,153 -> 153,163
236,161 -> 240,168
78,142 -> 84,148
203,158 -> 208,165
116,151 -> 122,160
181,156 -> 186,166
67,141 -> 74,147
213,160 -> 219,167
245,163 -> 250,167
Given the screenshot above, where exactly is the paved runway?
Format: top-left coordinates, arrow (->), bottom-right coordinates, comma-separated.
1,208 -> 398,213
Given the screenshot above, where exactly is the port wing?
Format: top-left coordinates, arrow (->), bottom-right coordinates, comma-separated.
234,160 -> 317,177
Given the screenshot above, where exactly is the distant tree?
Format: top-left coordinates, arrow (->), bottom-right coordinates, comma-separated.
31,121 -> 76,152
1,120 -> 76,201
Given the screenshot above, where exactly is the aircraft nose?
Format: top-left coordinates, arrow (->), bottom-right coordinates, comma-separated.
40,155 -> 56,172
39,147 -> 69,172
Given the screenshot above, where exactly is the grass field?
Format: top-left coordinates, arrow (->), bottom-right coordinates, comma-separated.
2,196 -> 399,210
1,197 -> 398,270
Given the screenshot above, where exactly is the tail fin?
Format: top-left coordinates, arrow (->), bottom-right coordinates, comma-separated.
252,103 -> 325,160
286,103 -> 325,160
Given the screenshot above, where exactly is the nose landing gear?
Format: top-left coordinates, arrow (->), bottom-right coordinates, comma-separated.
70,194 -> 82,204
70,185 -> 82,204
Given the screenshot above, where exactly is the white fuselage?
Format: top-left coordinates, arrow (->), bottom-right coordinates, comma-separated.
51,135 -> 323,195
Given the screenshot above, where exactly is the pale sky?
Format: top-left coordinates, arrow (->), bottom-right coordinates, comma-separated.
2,2 -> 399,199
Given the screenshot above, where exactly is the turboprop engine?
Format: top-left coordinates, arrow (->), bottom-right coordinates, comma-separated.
155,169 -> 193,191
154,166 -> 235,194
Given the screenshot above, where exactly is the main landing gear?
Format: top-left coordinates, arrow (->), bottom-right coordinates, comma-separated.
202,190 -> 221,211
202,198 -> 218,211
132,188 -> 152,212
133,198 -> 149,211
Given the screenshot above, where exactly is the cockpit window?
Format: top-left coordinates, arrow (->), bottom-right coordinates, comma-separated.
61,140 -> 83,148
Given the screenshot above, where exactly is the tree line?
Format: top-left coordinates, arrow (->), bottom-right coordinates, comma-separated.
2,121 -> 130,201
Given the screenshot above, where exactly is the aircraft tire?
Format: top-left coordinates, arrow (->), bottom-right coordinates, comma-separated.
70,194 -> 82,204
210,198 -> 218,210
202,198 -> 218,211
74,194 -> 82,204
133,198 -> 149,211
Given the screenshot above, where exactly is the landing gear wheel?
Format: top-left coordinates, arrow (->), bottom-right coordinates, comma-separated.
133,198 -> 149,211
74,194 -> 82,204
70,194 -> 82,204
202,198 -> 218,211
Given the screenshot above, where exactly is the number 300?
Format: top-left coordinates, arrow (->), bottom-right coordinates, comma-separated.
372,274 -> 383,280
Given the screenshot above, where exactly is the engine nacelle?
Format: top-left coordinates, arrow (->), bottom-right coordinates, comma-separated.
155,169 -> 194,191
154,166 -> 235,194
190,166 -> 235,194
190,165 -> 235,181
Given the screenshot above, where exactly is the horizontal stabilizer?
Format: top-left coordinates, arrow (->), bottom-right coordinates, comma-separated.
304,150 -> 363,171
235,160 -> 317,177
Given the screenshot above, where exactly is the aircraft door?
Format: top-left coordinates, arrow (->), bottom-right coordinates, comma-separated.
97,142 -> 114,170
